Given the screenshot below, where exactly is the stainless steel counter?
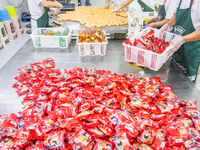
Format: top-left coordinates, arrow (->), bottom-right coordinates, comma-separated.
0,39 -> 200,115
58,21 -> 128,34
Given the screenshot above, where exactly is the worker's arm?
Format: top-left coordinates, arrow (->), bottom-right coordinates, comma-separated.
148,19 -> 170,28
183,29 -> 200,42
166,13 -> 176,27
169,29 -> 200,51
160,13 -> 176,32
119,0 -> 133,10
146,17 -> 157,26
105,0 -> 109,9
40,0 -> 61,8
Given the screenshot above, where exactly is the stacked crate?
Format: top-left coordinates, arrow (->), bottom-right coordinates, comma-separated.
0,9 -> 17,41
5,6 -> 23,37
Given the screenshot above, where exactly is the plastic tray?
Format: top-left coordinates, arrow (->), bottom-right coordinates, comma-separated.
77,31 -> 108,56
31,28 -> 72,49
123,27 -> 180,71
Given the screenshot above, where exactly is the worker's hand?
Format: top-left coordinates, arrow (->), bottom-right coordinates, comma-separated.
146,23 -> 156,28
105,4 -> 109,9
160,23 -> 172,33
56,1 -> 63,9
160,23 -> 172,38
170,36 -> 185,50
145,18 -> 155,26
111,7 -> 121,12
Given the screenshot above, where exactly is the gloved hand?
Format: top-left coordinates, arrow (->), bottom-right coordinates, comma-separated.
56,1 -> 63,9
111,7 -> 121,12
160,23 -> 172,38
160,23 -> 172,33
170,36 -> 185,50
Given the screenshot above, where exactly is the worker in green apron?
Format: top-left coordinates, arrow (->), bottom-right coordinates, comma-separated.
28,0 -> 63,33
161,0 -> 200,83
105,0 -> 154,12
146,0 -> 177,29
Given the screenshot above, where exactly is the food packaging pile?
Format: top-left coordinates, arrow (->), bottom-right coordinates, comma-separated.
125,30 -> 170,54
58,6 -> 128,28
1,58 -> 200,149
38,28 -> 70,36
78,29 -> 107,43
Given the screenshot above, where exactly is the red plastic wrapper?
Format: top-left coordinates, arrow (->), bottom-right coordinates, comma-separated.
1,59 -> 200,149
69,128 -> 92,149
152,138 -> 168,150
44,130 -> 65,149
138,127 -> 155,145
93,139 -> 113,150
0,138 -> 15,149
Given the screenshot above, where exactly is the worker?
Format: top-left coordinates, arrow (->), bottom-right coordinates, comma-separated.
146,0 -> 178,28
80,0 -> 92,6
161,0 -> 200,83
105,0 -> 155,12
28,0 -> 63,32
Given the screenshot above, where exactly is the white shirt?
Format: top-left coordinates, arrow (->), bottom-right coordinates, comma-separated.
28,0 -> 44,20
176,0 -> 200,30
162,0 -> 178,19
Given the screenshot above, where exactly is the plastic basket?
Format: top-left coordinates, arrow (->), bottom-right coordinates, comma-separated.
31,28 -> 72,49
76,31 -> 108,56
123,27 -> 180,71
11,16 -> 23,37
0,39 -> 3,49
0,21 -> 9,46
5,6 -> 17,18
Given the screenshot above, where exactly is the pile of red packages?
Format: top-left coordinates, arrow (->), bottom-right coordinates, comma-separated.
124,30 -> 170,54
1,58 -> 200,149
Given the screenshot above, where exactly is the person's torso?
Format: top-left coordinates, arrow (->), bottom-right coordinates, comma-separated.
28,0 -> 45,20
176,0 -> 200,30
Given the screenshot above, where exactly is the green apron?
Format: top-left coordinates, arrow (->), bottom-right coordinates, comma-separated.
157,0 -> 166,22
37,7 -> 49,27
138,0 -> 154,12
172,0 -> 200,83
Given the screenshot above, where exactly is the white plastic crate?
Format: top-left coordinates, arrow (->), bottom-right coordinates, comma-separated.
77,31 -> 108,56
123,27 -> 180,71
0,21 -> 9,45
31,28 -> 72,48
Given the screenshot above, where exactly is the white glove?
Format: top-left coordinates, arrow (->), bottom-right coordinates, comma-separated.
111,7 -> 121,12
160,23 -> 172,33
160,23 -> 172,38
170,36 -> 185,50
56,1 -> 63,9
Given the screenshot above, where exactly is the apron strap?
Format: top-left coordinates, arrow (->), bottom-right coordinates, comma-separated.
178,0 -> 194,9
189,0 -> 194,8
178,0 -> 183,9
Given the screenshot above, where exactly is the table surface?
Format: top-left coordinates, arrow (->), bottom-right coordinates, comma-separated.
0,39 -> 200,115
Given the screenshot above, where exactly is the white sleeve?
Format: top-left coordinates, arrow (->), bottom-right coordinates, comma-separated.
191,0 -> 200,30
165,0 -> 178,19
34,0 -> 43,5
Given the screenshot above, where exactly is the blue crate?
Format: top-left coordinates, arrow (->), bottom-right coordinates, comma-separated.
22,17 -> 31,22
0,9 -> 10,21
